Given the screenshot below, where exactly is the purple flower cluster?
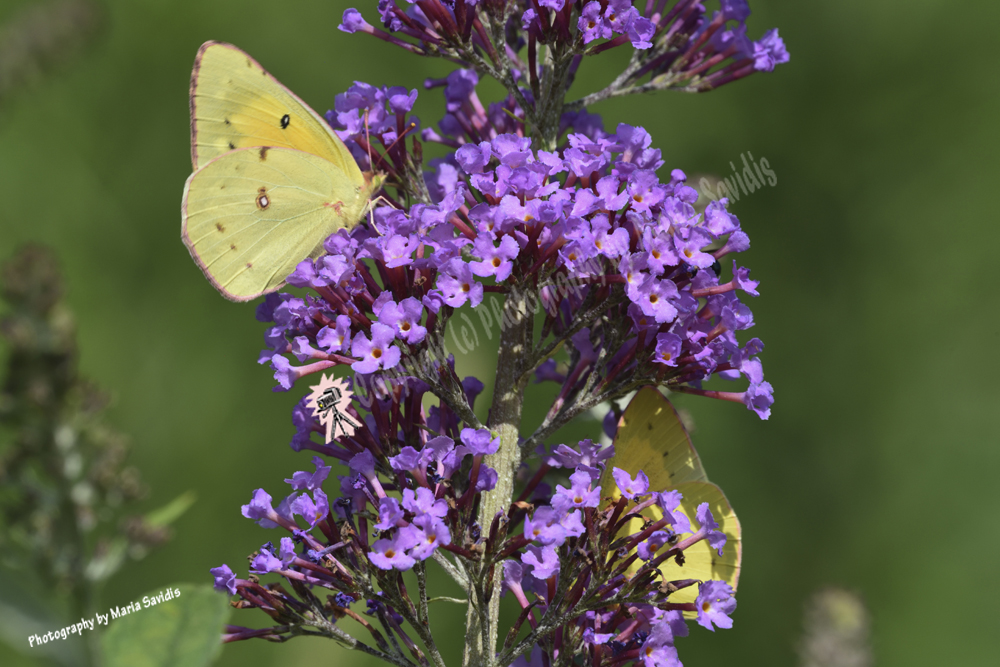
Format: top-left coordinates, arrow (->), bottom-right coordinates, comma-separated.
209,0 -> 789,662
339,0 -> 788,98
213,394 -> 737,667
257,72 -> 771,422
498,441 -> 737,667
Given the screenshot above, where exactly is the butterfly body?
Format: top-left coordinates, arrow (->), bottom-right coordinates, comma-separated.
182,41 -> 383,301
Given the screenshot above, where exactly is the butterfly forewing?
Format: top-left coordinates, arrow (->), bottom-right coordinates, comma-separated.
190,41 -> 360,179
182,147 -> 371,301
598,387 -> 707,495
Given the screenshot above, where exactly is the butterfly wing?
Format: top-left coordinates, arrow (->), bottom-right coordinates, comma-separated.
182,146 -> 374,301
598,387 -> 708,493
668,481 -> 741,607
189,41 -> 361,179
600,387 -> 741,618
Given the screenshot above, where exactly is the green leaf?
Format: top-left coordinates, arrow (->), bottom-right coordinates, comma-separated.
102,583 -> 230,667
144,491 -> 197,527
0,564 -> 84,667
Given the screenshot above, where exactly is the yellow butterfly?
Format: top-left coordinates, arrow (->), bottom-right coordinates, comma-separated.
599,387 -> 741,616
182,41 -> 385,302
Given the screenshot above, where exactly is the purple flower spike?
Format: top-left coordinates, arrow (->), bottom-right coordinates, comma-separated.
338,8 -> 371,34
217,10 -> 789,651
471,235 -> 520,282
456,141 -> 493,174
369,528 -> 419,571
695,503 -> 727,555
402,487 -> 448,518
250,547 -> 283,574
389,446 -> 422,472
612,467 -> 650,500
351,323 -> 401,374
291,489 -> 330,527
753,29 -> 790,72
210,565 -> 237,595
435,259 -> 484,309
639,621 -> 682,667
743,379 -> 774,420
409,514 -> 451,560
241,489 -> 278,528
379,297 -> 427,344
696,580 -> 737,631
579,2 -> 612,44
654,333 -> 684,366
285,455 -> 332,492
461,428 -> 500,456
552,469 -> 602,513
375,496 -> 405,530
278,537 -> 296,567
522,544 -> 560,579
637,531 -> 674,561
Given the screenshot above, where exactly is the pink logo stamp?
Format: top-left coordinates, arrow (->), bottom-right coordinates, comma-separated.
305,374 -> 360,443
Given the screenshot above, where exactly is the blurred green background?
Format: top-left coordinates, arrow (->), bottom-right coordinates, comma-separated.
1,0 -> 998,665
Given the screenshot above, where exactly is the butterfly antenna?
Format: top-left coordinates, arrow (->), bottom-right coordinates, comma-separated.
382,122 -> 417,158
363,108 -> 375,171
356,109 -> 383,236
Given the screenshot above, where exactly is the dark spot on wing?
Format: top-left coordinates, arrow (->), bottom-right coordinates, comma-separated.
259,146 -> 269,161
280,114 -> 290,129
220,184 -> 225,190
228,142 -> 236,150
215,222 -> 226,232
246,262 -> 253,268
256,187 -> 270,210
224,118 -> 231,125
230,244 -> 237,250
246,58 -> 252,68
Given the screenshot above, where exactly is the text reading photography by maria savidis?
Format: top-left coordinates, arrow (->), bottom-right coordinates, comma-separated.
187,3 -> 789,667
27,588 -> 182,648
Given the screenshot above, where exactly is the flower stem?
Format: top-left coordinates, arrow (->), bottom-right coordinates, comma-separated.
463,286 -> 533,667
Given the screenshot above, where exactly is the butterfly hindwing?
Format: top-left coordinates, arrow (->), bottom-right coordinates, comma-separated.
182,146 -> 370,301
189,41 -> 360,179
666,481 -> 741,610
